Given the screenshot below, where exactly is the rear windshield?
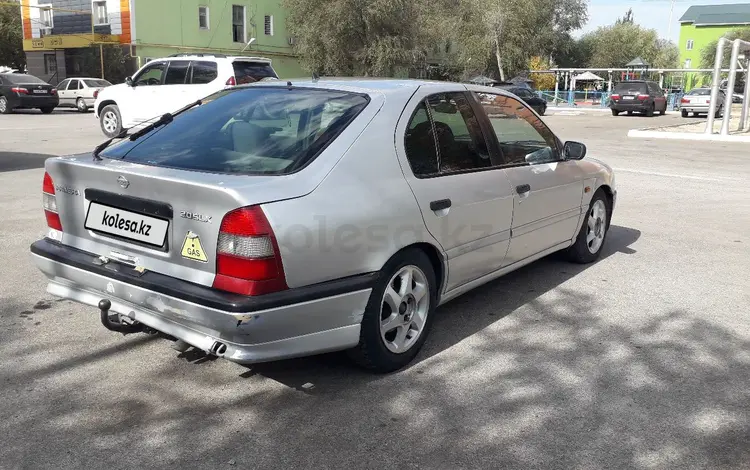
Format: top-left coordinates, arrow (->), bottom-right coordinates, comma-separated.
83,79 -> 111,87
614,82 -> 648,94
233,62 -> 278,85
687,88 -> 711,95
101,87 -> 370,175
3,74 -> 46,84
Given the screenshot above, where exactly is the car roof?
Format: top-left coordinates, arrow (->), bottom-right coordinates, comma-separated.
245,78 -> 488,95
160,54 -> 272,64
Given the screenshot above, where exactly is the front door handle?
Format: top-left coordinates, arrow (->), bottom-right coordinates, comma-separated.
430,199 -> 452,211
516,184 -> 531,194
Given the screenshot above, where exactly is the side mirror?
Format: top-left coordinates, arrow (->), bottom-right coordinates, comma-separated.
563,141 -> 586,160
125,76 -> 134,87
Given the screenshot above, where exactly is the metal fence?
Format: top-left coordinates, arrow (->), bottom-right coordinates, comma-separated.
537,90 -> 685,110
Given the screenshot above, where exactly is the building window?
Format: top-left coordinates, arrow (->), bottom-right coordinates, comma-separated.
232,5 -> 245,43
686,39 -> 694,50
264,15 -> 273,36
199,6 -> 209,29
39,5 -> 53,28
44,54 -> 57,74
93,1 -> 108,25
685,58 -> 692,68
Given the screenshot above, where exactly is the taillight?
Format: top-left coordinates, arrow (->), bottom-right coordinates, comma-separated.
226,76 -> 236,86
637,94 -> 649,101
93,89 -> 99,99
213,206 -> 287,296
11,87 -> 28,95
50,88 -> 57,95
42,172 -> 62,231
681,98 -> 690,103
610,94 -> 620,100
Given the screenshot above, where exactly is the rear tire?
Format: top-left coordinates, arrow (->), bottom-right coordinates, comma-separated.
76,98 -> 88,113
646,104 -> 655,117
611,109 -> 620,116
0,96 -> 11,114
627,111 -> 633,116
348,248 -> 437,373
100,104 -> 123,138
715,104 -> 723,118
659,105 -> 666,115
40,107 -> 54,114
564,189 -> 610,264
681,109 -> 688,118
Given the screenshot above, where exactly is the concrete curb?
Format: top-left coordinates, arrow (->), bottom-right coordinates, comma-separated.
547,107 -> 681,116
627,128 -> 750,142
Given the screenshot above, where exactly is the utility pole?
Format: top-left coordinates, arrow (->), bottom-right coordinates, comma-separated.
666,0 -> 676,42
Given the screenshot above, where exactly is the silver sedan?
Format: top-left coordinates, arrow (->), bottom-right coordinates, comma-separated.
30,79 -> 616,372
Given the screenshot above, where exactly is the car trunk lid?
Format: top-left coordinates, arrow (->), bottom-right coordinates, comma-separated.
45,156 -> 315,288
612,83 -> 648,103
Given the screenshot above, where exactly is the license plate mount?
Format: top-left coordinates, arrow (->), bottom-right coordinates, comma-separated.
85,202 -> 169,247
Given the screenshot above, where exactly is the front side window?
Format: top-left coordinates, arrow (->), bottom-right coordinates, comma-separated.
134,62 -> 166,86
164,61 -> 190,85
232,5 -> 245,43
93,0 -> 108,25
57,79 -> 69,90
100,87 -> 370,175
199,6 -> 209,29
190,61 -> 218,84
473,92 -> 559,166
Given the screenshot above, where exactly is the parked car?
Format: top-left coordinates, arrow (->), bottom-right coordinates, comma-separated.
94,53 -> 278,137
680,87 -> 725,118
56,77 -> 112,113
31,79 -> 616,372
0,73 -> 58,114
609,80 -> 667,116
495,84 -> 547,115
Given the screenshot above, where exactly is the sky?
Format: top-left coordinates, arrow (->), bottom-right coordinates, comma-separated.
577,0 -> 750,42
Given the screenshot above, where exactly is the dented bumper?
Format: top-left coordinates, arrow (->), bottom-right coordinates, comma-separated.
30,239 -> 374,363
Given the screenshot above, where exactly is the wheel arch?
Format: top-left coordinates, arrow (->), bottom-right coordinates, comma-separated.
97,99 -> 117,116
386,242 -> 447,303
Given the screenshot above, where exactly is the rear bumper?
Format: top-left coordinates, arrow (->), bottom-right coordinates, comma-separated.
681,105 -> 712,113
610,102 -> 649,112
17,95 -> 59,108
30,238 -> 375,364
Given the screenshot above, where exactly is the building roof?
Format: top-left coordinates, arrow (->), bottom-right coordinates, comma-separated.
626,57 -> 649,67
679,3 -> 750,25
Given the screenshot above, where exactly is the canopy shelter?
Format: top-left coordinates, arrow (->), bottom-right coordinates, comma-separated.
572,71 -> 605,82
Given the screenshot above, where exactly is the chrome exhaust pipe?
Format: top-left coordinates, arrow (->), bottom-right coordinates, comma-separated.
209,341 -> 228,357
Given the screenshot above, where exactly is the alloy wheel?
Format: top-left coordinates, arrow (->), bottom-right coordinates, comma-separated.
586,199 -> 607,254
380,265 -> 430,354
102,111 -> 118,133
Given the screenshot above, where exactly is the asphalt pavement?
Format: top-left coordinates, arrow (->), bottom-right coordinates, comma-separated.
1,110 -> 748,469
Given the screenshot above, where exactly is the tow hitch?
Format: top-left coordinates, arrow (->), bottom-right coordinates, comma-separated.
98,299 -> 144,335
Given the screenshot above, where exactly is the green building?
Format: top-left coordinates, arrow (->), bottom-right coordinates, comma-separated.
133,0 -> 305,78
20,0 -> 305,83
678,3 -> 750,90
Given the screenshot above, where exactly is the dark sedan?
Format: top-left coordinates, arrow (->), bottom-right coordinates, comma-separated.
495,85 -> 547,115
0,73 -> 59,114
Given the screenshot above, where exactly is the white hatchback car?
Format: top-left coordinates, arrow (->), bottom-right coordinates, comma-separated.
94,54 -> 278,137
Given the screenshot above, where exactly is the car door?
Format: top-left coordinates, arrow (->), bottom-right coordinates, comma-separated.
159,60 -> 192,113
396,86 -> 515,292
127,60 -> 168,124
470,90 -> 585,266
57,79 -> 72,106
186,60 -> 220,102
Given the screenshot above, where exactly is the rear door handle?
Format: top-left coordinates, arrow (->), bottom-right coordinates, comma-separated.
430,199 -> 452,211
516,184 -> 531,194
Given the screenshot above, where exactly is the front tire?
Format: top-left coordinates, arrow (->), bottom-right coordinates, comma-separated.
40,107 -> 54,114
565,189 -> 610,264
0,96 -> 11,114
100,104 -> 123,138
348,249 -> 437,373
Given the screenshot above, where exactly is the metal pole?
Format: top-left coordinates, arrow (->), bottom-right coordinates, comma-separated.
100,44 -> 105,79
741,58 -> 750,131
554,71 -> 559,104
706,38 -> 726,134
721,39 -> 741,135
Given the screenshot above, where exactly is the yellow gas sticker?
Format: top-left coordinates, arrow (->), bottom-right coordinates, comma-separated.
181,231 -> 208,263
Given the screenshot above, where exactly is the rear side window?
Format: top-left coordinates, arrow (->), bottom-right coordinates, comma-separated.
614,82 -> 648,94
164,61 -> 190,85
191,61 -> 218,84
403,92 -> 491,177
233,61 -> 277,84
100,87 -> 370,175
84,79 -> 111,87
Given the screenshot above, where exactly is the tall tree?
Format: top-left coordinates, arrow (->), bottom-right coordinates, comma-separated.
616,8 -> 634,25
0,1 -> 25,70
582,22 -> 676,68
283,0 -> 430,76
700,28 -> 750,70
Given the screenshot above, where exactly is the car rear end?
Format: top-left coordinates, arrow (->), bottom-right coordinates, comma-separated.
680,88 -> 717,115
82,79 -> 111,107
610,82 -> 651,113
30,84 -> 379,364
224,58 -> 278,86
4,75 -> 58,110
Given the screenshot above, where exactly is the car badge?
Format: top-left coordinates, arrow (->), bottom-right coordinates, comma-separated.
117,175 -> 130,189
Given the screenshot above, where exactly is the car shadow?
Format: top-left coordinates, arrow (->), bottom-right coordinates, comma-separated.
231,225 -> 642,391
